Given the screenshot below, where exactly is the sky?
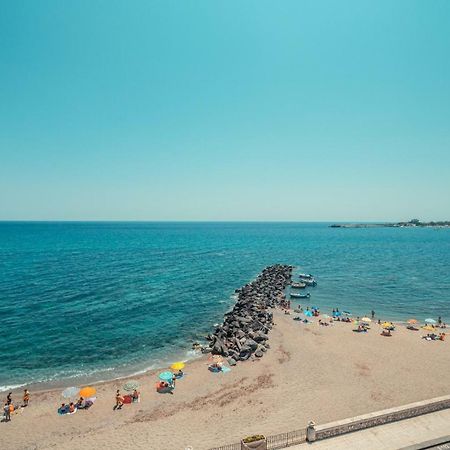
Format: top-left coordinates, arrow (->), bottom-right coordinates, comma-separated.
1,0 -> 449,221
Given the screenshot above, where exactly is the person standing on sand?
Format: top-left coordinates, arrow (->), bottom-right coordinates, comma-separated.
22,389 -> 30,407
6,393 -> 12,405
3,403 -> 11,422
114,390 -> 123,410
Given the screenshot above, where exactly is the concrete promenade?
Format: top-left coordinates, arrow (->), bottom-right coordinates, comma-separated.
292,408 -> 450,450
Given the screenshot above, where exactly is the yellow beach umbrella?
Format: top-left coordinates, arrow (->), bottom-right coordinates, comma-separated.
79,386 -> 96,398
171,362 -> 185,371
422,325 -> 435,332
382,322 -> 394,329
361,317 -> 371,323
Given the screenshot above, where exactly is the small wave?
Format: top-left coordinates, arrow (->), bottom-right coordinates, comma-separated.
0,382 -> 27,393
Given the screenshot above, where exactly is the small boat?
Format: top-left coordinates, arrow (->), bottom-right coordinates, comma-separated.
302,278 -> 317,287
291,282 -> 306,289
290,292 -> 311,299
298,273 -> 314,280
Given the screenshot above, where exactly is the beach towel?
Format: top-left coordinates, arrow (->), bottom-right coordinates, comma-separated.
58,408 -> 77,416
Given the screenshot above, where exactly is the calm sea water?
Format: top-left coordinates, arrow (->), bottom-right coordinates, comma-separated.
1,222 -> 449,391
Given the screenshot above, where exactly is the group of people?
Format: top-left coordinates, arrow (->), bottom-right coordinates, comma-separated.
58,396 -> 95,415
114,388 -> 140,410
2,390 -> 29,423
156,369 -> 184,394
422,332 -> 446,341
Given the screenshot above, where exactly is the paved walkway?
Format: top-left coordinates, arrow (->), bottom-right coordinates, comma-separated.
291,409 -> 450,450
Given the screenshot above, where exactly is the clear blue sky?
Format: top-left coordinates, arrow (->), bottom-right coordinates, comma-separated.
1,0 -> 449,221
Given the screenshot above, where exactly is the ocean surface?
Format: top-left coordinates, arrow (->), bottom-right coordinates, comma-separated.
1,222 -> 449,391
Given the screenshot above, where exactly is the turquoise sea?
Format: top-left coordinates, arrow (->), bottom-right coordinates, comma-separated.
1,222 -> 449,391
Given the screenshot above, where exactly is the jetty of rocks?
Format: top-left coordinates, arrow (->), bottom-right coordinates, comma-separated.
205,264 -> 293,365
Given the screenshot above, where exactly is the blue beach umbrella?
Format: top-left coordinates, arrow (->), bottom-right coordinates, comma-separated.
158,371 -> 174,382
62,387 -> 80,399
312,306 -> 318,310
425,318 -> 437,324
335,311 -> 342,317
304,310 -> 313,317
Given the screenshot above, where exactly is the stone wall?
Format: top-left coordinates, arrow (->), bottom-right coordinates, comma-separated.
314,395 -> 450,441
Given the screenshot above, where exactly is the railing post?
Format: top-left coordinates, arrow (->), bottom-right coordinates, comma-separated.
306,421 -> 316,442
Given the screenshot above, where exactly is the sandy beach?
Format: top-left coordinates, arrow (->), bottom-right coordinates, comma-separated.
1,309 -> 449,450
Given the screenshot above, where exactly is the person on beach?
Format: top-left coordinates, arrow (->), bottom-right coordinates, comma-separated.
69,402 -> 75,413
132,389 -> 139,402
438,316 -> 442,325
22,389 -> 30,407
75,397 -> 84,409
6,392 -> 12,405
114,390 -> 123,410
3,402 -> 11,422
371,310 -> 375,319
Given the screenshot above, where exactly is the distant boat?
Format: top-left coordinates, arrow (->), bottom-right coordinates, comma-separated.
291,282 -> 306,289
290,292 -> 311,299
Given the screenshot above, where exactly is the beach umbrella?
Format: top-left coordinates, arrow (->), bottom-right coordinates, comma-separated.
123,380 -> 140,392
158,371 -> 174,382
312,306 -> 318,310
422,325 -> 436,331
343,311 -> 351,315
425,318 -> 437,324
407,319 -> 418,324
382,322 -> 394,329
361,317 -> 372,323
79,386 -> 96,398
304,310 -> 313,317
335,311 -> 342,317
62,387 -> 80,399
171,362 -> 185,371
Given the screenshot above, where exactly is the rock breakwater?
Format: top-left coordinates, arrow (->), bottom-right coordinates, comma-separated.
206,264 -> 293,365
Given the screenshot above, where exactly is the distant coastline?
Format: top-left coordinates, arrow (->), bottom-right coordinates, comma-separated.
330,219 -> 450,229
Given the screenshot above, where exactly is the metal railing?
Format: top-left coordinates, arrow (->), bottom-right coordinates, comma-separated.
209,428 -> 306,450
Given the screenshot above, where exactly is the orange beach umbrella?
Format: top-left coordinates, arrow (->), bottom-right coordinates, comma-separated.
79,386 -> 96,398
407,319 -> 418,324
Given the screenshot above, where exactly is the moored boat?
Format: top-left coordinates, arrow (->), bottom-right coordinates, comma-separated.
290,292 -> 311,299
298,273 -> 314,280
291,281 -> 306,289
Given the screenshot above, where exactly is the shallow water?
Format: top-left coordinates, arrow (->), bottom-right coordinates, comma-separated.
0,222 -> 449,390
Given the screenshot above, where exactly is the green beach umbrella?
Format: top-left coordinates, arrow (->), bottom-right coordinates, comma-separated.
123,380 -> 140,392
158,371 -> 174,382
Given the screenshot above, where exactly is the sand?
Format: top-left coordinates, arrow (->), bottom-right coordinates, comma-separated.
1,310 -> 449,450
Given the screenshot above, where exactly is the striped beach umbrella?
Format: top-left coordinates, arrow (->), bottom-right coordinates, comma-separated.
123,380 -> 140,392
